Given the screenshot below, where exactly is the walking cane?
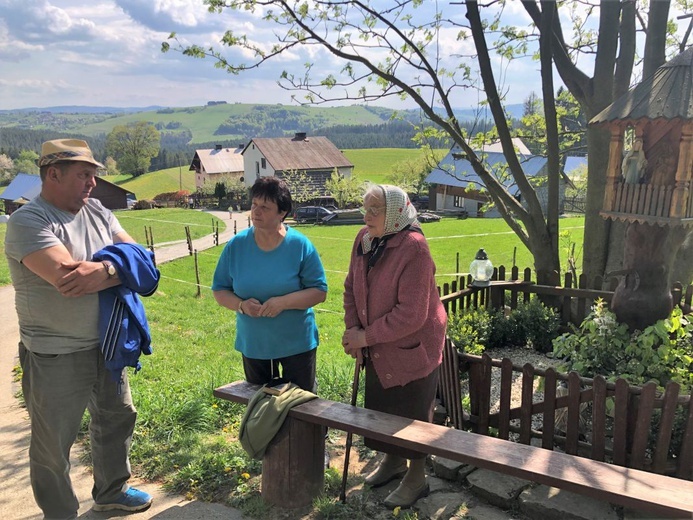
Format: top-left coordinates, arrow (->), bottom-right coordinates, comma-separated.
339,357 -> 362,503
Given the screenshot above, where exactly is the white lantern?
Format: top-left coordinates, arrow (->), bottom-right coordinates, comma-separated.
470,249 -> 493,287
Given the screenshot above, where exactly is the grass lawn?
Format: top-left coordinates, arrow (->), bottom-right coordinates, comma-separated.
0,212 -> 585,515
342,148 -> 447,185
117,167 -> 197,200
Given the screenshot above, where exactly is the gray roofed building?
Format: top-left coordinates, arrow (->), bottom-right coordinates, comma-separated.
426,142 -> 569,218
0,173 -> 42,206
245,133 -> 353,172
191,144 -> 245,190
1,173 -> 134,215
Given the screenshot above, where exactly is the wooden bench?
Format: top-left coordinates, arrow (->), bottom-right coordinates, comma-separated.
214,380 -> 693,517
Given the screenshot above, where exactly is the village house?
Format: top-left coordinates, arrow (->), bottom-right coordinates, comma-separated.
426,139 -> 574,217
0,173 -> 135,216
189,144 -> 245,191
241,132 -> 353,194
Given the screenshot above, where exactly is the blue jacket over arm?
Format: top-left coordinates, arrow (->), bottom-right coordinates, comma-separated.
93,243 -> 160,385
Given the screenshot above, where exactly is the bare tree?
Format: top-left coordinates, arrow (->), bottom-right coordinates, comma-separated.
164,0 -> 568,283
165,0 -> 686,283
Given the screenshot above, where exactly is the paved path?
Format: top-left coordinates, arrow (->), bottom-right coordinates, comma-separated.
0,209 -> 248,520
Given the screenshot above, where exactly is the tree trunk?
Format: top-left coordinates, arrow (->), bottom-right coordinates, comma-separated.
611,223 -> 687,330
582,125 -> 612,283
643,2 -> 671,79
671,232 -> 693,287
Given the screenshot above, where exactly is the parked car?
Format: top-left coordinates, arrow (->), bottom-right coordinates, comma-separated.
411,194 -> 430,210
293,206 -> 336,224
418,212 -> 441,223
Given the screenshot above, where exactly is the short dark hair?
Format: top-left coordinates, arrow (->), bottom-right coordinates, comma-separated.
39,161 -> 71,181
250,176 -> 293,219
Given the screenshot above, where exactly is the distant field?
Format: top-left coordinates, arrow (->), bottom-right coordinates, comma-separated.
74,104 -> 390,144
117,167 -> 196,200
339,148 -> 448,185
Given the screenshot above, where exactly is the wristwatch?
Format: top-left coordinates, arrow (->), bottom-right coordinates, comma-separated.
237,300 -> 245,314
103,261 -> 116,278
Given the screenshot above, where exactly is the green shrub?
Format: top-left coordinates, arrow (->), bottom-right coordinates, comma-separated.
512,299 -> 561,353
552,299 -> 693,389
447,307 -> 492,355
447,299 -> 561,354
552,300 -> 693,461
486,308 -> 520,349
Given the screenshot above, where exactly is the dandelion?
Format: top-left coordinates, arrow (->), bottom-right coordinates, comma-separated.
242,472 -> 250,479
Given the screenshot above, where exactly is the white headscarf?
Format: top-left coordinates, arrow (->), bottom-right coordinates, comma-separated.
361,185 -> 420,254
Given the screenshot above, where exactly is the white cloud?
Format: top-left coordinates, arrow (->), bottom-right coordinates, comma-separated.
0,1 -> 690,111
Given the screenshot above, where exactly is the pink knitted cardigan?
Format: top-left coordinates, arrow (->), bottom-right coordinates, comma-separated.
343,227 -> 447,389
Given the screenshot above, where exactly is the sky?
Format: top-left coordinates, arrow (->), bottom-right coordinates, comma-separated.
0,1 -> 690,112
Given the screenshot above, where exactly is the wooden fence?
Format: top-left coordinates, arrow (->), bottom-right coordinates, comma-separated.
436,266 -> 693,481
438,264 -> 693,327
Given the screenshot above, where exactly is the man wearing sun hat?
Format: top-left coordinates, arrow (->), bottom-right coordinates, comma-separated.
4,139 -> 153,517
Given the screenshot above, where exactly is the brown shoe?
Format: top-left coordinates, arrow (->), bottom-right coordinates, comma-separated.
383,481 -> 430,509
364,459 -> 407,488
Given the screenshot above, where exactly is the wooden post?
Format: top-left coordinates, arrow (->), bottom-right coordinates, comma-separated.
146,226 -> 154,254
670,122 -> 693,219
185,226 -> 193,256
455,252 -> 460,286
603,126 -> 625,213
194,250 -> 201,298
261,416 -> 325,508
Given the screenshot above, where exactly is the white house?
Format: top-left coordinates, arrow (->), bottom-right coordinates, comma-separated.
241,132 -> 353,193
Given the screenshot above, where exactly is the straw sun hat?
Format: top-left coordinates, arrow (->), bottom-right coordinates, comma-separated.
37,138 -> 104,168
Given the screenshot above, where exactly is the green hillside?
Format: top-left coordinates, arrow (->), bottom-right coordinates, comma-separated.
75,104 -> 392,144
344,148 -> 447,183
116,167 -> 196,200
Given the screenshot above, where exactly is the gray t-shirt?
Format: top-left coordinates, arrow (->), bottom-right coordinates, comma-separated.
5,196 -> 125,354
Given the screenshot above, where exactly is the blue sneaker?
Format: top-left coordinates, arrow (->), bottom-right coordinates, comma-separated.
92,487 -> 153,512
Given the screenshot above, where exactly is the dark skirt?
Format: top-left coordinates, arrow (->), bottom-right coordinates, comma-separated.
363,358 -> 440,460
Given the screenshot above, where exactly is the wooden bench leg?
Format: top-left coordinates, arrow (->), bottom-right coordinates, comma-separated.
261,416 -> 326,508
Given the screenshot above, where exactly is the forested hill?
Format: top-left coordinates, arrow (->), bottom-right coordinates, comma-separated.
0,102 -> 510,167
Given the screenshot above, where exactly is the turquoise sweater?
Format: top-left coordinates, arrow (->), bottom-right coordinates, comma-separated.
212,226 -> 327,359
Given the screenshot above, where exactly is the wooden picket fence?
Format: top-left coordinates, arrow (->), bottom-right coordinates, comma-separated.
436,266 -> 693,480
438,264 -> 693,327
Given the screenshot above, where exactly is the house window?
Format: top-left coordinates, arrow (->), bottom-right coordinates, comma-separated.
256,162 -> 260,175
261,158 -> 266,169
453,195 -> 463,208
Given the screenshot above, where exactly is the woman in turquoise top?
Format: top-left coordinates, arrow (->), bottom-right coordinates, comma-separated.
212,177 -> 328,391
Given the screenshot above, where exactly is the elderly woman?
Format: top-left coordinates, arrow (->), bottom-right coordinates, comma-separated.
342,184 -> 447,508
212,177 -> 327,391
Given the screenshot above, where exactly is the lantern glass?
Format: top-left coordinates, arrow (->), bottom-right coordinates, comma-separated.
470,249 -> 493,287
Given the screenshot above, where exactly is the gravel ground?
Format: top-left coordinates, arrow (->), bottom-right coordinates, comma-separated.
460,346 -> 563,433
